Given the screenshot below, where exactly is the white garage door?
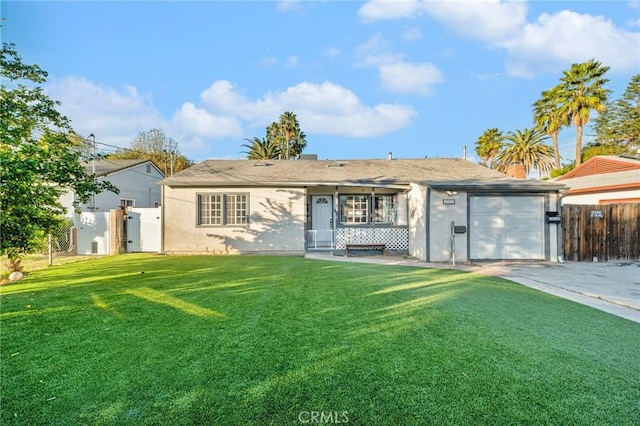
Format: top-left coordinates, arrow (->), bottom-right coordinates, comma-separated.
470,196 -> 544,260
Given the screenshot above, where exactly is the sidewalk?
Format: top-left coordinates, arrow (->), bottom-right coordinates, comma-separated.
304,252 -> 640,323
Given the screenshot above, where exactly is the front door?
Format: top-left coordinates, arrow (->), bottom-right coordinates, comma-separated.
311,195 -> 333,248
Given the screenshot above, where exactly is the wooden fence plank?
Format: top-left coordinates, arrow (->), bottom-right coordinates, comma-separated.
562,202 -> 640,262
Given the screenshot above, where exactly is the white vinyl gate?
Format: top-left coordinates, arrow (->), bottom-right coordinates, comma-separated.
126,207 -> 161,253
469,196 -> 544,260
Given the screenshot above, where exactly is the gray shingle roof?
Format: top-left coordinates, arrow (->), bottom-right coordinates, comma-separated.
159,158 -> 565,191
83,159 -> 155,177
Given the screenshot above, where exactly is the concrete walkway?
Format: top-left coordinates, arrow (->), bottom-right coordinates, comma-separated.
304,252 -> 640,323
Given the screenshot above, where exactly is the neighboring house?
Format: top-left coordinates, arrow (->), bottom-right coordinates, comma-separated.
59,159 -> 165,255
159,156 -> 565,262
60,159 -> 165,215
555,154 -> 640,205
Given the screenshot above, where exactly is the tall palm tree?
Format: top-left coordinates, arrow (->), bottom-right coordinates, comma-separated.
278,111 -> 306,159
290,130 -> 308,158
474,128 -> 505,168
559,59 -> 611,166
532,86 -> 567,169
494,128 -> 554,176
241,137 -> 280,160
266,121 -> 282,155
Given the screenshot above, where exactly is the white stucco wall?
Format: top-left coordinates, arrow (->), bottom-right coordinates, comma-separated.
408,183 -> 427,260
162,186 -> 307,254
429,190 -> 468,262
396,193 -> 408,226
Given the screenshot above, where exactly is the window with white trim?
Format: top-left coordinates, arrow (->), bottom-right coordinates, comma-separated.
120,198 -> 135,207
339,194 -> 397,225
198,193 -> 248,226
225,194 -> 248,225
339,195 -> 369,224
374,195 -> 395,224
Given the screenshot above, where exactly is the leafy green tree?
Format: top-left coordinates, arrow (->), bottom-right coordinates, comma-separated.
0,43 -> 115,268
474,128 -> 505,168
559,59 -> 611,165
494,128 -> 554,176
108,128 -> 192,175
533,86 -> 568,169
241,137 -> 281,160
550,163 -> 576,178
581,141 -> 626,162
592,74 -> 640,151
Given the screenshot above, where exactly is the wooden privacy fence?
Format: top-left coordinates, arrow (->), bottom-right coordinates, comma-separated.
562,203 -> 640,262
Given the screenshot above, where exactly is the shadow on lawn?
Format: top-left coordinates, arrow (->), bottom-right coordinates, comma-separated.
10,255 -> 628,424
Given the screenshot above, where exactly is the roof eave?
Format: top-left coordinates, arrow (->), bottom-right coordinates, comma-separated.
427,180 -> 566,192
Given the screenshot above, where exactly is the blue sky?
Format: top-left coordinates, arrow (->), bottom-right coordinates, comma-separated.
2,1 -> 639,164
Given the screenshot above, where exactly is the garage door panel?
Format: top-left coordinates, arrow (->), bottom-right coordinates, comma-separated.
470,196 -> 544,260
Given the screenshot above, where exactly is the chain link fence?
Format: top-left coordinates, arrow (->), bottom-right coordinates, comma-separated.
2,219 -> 80,274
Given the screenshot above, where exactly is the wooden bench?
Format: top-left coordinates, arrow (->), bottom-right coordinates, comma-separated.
344,243 -> 386,257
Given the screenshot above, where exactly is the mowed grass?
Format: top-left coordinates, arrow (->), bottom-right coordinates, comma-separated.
1,254 -> 638,425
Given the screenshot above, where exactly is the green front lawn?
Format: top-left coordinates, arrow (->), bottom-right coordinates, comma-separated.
1,254 -> 638,425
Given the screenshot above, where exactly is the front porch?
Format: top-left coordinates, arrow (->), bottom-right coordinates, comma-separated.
306,226 -> 409,251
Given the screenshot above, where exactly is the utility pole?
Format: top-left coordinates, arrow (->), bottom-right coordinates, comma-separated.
88,133 -> 96,210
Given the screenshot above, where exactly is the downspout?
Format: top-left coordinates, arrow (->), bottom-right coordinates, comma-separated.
160,184 -> 165,254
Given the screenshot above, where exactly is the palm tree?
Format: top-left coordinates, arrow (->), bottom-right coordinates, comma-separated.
266,121 -> 283,156
474,128 -> 505,168
494,128 -> 554,176
241,137 -> 280,160
277,111 -> 307,159
290,130 -> 307,158
559,59 -> 611,166
532,86 -> 567,169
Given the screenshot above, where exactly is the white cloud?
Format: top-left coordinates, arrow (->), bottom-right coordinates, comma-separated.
403,27 -> 423,41
354,34 -> 405,68
359,0 -> 640,77
286,55 -> 299,68
359,0 -> 526,42
500,10 -> 640,76
277,0 -> 305,14
358,0 -> 422,22
421,0 -> 527,43
171,103 -> 243,138
355,34 -> 444,96
44,76 -> 418,159
196,80 -> 418,137
379,62 -> 444,95
45,76 -> 164,148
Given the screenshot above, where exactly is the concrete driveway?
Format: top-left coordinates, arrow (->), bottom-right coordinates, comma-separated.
304,252 -> 640,323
